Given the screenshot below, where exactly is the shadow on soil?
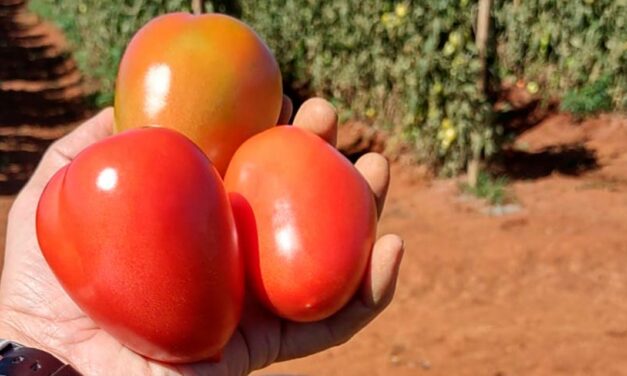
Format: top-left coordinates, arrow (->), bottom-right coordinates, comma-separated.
493,144 -> 599,180
495,84 -> 560,137
492,85 -> 599,180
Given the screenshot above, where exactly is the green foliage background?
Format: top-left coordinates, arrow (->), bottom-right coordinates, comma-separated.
495,0 -> 626,110
29,0 -> 627,174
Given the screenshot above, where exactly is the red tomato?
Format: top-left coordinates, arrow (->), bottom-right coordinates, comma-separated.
36,128 -> 243,363
225,126 -> 377,322
114,12 -> 283,175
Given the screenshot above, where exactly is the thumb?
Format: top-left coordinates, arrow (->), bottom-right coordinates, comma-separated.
26,107 -> 114,193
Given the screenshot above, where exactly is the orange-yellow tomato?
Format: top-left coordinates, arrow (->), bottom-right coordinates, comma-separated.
114,12 -> 282,175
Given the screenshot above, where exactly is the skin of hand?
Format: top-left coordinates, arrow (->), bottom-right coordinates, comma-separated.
0,97 -> 404,376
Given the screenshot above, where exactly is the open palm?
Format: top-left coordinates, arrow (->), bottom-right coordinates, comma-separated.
0,98 -> 403,376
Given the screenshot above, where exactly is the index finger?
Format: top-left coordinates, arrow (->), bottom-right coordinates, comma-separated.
292,98 -> 338,146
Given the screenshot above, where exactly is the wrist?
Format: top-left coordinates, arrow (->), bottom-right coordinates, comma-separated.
0,313 -> 35,348
0,307 -> 71,365
0,340 -> 81,375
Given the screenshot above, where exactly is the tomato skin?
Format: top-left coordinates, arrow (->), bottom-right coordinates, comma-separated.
225,126 -> 377,322
114,12 -> 283,175
36,128 -> 244,363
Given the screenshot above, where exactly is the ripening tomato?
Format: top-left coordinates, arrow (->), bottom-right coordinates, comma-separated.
36,128 -> 243,363
225,126 -> 377,322
114,12 -> 283,175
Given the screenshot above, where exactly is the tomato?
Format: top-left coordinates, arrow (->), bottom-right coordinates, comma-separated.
36,128 -> 243,363
114,12 -> 283,175
224,126 -> 377,322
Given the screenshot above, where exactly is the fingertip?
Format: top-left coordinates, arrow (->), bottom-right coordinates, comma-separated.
361,233 -> 404,309
293,97 -> 338,146
374,233 -> 405,278
93,106 -> 115,135
382,233 -> 405,267
100,106 -> 114,117
355,152 -> 390,217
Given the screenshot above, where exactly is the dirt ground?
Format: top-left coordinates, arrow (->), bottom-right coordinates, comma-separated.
1,113 -> 627,375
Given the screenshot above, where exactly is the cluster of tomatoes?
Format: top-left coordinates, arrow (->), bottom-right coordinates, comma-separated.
36,13 -> 376,363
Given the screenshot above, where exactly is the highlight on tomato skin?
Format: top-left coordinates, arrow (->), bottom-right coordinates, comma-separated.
225,126 -> 378,322
36,127 -> 244,363
114,12 -> 283,176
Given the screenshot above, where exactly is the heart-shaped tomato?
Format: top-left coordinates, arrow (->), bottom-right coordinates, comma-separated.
36,128 -> 243,363
114,12 -> 283,175
225,126 -> 377,322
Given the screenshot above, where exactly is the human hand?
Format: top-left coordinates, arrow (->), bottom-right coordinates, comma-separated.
0,98 -> 404,375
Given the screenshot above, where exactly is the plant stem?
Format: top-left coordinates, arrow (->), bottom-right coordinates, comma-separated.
192,0 -> 204,15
